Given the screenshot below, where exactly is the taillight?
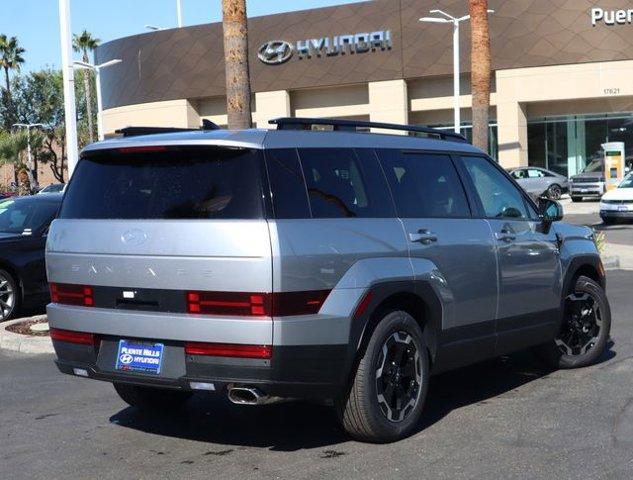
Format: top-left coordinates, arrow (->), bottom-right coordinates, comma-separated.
185,290 -> 330,316
50,283 -> 94,307
185,342 -> 272,359
50,328 -> 96,346
186,292 -> 271,316
272,290 -> 331,316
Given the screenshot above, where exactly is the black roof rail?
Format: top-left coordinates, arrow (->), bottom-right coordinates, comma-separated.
269,117 -> 469,143
115,119 -> 221,137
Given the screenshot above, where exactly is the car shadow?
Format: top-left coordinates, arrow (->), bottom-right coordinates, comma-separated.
109,346 -> 616,451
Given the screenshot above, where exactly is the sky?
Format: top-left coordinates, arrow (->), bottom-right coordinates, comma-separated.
4,0 -> 367,73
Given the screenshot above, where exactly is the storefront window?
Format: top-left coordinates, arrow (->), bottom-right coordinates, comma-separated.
528,113 -> 633,177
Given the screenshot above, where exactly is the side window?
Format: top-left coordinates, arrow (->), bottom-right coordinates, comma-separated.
298,148 -> 393,218
265,149 -> 311,219
527,169 -> 545,178
511,169 -> 526,179
378,149 -> 470,218
460,156 -> 529,219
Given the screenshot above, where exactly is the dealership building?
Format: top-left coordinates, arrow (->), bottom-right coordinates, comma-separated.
96,0 -> 633,176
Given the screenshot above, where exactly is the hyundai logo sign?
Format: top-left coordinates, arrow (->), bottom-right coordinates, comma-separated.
258,40 -> 294,65
258,30 -> 391,65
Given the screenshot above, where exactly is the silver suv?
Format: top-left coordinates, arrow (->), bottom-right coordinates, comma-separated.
47,118 -> 611,443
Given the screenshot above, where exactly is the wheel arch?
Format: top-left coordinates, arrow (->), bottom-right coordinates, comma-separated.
0,259 -> 23,304
342,280 -> 443,387
563,255 -> 605,295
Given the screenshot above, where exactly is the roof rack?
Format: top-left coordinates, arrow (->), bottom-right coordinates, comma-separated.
115,119 -> 221,137
269,117 -> 468,143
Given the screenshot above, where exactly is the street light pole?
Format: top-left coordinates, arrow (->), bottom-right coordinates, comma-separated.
13,123 -> 45,189
420,8 -> 494,134
58,0 -> 79,176
176,0 -> 183,27
73,59 -> 122,141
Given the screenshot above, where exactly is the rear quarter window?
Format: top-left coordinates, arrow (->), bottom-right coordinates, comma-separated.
59,147 -> 265,220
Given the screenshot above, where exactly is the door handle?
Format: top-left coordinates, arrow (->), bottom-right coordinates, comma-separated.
495,231 -> 516,243
409,229 -> 438,245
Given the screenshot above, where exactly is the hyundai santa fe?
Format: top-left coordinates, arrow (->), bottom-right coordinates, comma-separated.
47,118 -> 611,443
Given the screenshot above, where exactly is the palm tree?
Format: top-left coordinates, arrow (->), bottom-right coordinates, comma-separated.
222,0 -> 252,129
0,35 -> 25,128
73,30 -> 100,143
469,0 -> 492,152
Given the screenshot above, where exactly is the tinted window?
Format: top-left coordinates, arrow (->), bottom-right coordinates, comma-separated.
461,156 -> 529,219
298,148 -> 393,218
60,147 -> 264,220
0,199 -> 58,234
378,150 -> 470,218
264,149 -> 311,219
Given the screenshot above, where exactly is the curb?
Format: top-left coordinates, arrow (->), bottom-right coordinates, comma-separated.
0,316 -> 54,355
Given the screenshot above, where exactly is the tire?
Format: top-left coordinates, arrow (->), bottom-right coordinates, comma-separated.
113,383 -> 192,411
546,184 -> 563,200
602,217 -> 616,225
336,310 -> 430,443
0,269 -> 19,322
535,276 -> 611,369
571,196 -> 582,203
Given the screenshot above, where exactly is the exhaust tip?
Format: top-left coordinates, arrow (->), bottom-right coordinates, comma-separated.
228,386 -> 264,405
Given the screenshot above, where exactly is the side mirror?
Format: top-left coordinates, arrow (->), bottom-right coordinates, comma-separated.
539,198 -> 563,222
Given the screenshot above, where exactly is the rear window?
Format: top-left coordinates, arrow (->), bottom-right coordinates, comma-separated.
59,147 -> 265,220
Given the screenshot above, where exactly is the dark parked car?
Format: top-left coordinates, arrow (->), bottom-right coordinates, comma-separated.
506,167 -> 569,200
0,194 -> 62,321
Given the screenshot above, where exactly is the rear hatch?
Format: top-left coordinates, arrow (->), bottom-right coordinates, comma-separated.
46,145 -> 272,314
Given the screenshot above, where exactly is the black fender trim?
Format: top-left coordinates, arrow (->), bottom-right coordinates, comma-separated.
340,279 -> 443,387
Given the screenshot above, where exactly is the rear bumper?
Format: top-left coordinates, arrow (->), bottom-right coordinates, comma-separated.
48,303 -> 353,399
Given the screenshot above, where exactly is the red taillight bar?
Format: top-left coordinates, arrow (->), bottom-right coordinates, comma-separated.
50,283 -> 94,307
117,146 -> 168,154
186,290 -> 330,317
185,342 -> 272,359
50,328 -> 96,346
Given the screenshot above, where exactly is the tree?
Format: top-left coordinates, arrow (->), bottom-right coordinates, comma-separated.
73,30 -> 99,143
469,0 -> 492,152
0,130 -> 30,194
222,0 -> 252,129
0,35 -> 25,129
10,68 -> 84,183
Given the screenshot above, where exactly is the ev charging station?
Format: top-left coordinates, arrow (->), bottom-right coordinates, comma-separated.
602,142 -> 626,191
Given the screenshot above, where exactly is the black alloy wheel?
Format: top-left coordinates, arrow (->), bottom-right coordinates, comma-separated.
375,331 -> 423,423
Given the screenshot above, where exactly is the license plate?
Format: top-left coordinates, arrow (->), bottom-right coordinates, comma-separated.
618,205 -> 628,211
580,189 -> 588,193
115,339 -> 164,374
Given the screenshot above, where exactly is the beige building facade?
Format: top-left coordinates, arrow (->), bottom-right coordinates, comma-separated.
98,0 -> 633,177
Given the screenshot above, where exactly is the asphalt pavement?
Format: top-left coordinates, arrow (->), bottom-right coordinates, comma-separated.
2,270 -> 633,480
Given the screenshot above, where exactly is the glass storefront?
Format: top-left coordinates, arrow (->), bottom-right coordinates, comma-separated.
527,113 -> 633,177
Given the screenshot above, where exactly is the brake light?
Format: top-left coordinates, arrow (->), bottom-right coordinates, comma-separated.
185,342 -> 272,359
185,290 -> 330,316
117,146 -> 168,154
50,328 -> 96,346
50,283 -> 94,307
